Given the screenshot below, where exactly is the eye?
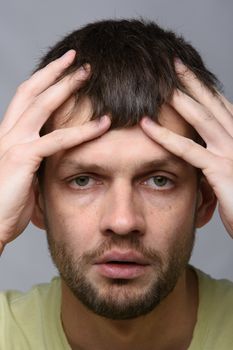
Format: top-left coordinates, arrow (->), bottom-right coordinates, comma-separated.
143,175 -> 173,190
69,175 -> 97,189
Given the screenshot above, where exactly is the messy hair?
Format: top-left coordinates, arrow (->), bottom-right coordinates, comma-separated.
37,18 -> 220,126
36,18 -> 220,181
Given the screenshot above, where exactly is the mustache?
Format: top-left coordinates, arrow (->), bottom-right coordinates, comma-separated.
80,235 -> 163,266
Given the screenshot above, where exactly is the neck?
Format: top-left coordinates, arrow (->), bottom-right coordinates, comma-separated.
61,266 -> 198,350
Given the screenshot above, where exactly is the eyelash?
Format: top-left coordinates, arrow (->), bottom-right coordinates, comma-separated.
68,174 -> 174,191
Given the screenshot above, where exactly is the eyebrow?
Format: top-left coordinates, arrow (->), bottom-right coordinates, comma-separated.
57,155 -> 187,175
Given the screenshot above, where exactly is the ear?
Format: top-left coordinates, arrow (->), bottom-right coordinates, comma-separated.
195,176 -> 217,228
31,178 -> 46,230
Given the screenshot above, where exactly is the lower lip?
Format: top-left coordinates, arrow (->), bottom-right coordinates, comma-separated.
94,263 -> 150,279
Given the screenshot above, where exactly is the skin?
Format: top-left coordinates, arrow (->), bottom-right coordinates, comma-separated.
0,51 -> 110,249
140,60 -> 233,237
0,51 -> 232,349
31,99 -> 216,350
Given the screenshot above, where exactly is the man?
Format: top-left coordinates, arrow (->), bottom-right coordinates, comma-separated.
0,19 -> 233,349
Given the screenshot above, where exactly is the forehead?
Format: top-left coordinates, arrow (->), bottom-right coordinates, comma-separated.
52,96 -> 195,135
49,97 -> 195,168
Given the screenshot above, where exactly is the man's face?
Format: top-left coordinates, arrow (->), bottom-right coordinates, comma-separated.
39,101 -> 201,320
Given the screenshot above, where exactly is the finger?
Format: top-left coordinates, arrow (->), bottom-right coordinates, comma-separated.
26,50 -> 77,95
28,116 -> 111,159
170,90 -> 233,153
7,66 -> 90,141
217,92 -> 233,115
140,117 -> 217,170
174,60 -> 233,136
1,50 -> 76,136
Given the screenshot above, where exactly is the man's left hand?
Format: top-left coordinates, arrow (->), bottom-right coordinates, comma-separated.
140,61 -> 233,236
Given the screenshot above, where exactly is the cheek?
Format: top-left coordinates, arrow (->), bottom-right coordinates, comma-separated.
143,189 -> 197,249
44,190 -> 100,253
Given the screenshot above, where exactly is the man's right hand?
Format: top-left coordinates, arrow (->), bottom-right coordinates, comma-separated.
0,50 -> 110,254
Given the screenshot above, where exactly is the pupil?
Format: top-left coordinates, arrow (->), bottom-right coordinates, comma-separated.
76,176 -> 89,186
154,176 -> 167,186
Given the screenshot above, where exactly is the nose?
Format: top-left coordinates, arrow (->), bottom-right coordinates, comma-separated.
99,181 -> 146,237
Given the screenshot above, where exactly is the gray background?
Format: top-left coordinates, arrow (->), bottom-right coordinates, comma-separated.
0,0 -> 233,292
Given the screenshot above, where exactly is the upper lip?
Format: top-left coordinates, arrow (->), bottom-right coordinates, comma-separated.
93,250 -> 151,265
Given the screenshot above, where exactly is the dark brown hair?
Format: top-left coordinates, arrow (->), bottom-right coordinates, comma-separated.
37,18 -> 221,125
36,18 -> 221,182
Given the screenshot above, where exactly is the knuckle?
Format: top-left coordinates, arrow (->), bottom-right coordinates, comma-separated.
16,80 -> 36,98
30,98 -> 41,112
202,107 -> 214,121
16,76 -> 38,97
180,138 -> 196,157
16,80 -> 30,95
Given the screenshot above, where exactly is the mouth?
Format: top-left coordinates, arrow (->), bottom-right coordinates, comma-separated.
93,250 -> 151,279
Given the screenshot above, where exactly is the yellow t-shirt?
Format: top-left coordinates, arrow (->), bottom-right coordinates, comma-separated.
0,277 -> 70,349
0,268 -> 233,349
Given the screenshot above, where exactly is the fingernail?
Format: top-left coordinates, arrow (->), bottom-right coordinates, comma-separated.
73,68 -> 88,79
61,49 -> 76,61
174,58 -> 186,73
98,115 -> 110,126
174,57 -> 183,65
77,63 -> 91,77
142,116 -> 153,125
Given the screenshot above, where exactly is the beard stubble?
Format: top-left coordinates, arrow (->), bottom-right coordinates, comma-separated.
45,220 -> 196,320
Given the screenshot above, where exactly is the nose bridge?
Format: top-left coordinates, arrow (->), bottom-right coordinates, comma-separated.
99,179 -> 145,236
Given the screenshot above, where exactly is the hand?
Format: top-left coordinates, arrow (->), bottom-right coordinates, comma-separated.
0,50 -> 110,254
140,61 -> 233,237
